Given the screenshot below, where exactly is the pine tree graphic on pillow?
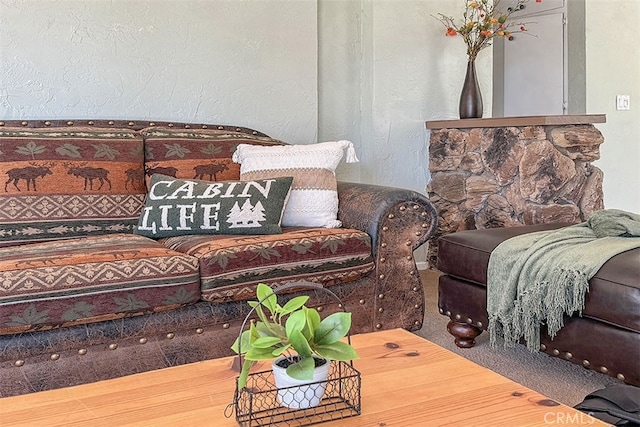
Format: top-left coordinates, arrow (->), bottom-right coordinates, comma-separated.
227,199 -> 266,228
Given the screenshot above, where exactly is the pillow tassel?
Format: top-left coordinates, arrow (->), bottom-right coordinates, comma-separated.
231,148 -> 242,164
325,219 -> 343,228
339,140 -> 359,163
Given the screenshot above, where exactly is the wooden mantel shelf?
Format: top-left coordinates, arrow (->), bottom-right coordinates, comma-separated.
425,114 -> 606,130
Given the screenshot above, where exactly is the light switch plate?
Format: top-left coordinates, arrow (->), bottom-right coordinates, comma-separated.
616,95 -> 630,111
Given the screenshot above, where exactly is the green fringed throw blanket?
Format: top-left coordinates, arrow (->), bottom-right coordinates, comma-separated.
487,209 -> 640,351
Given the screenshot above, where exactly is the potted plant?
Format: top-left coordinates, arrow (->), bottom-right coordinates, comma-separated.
231,283 -> 359,409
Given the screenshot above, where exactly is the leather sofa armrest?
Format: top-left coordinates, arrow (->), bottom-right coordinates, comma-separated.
337,181 -> 437,256
337,181 -> 438,331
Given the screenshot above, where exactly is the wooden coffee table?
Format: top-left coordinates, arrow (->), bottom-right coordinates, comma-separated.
1,328 -> 605,426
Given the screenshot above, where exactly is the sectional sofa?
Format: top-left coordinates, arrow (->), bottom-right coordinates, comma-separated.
0,119 -> 437,396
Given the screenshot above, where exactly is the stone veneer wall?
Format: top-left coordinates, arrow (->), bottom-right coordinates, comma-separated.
427,124 -> 604,266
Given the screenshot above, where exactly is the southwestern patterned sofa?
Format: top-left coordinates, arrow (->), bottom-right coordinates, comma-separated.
0,119 -> 437,396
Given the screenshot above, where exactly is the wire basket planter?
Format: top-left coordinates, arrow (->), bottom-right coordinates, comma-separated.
234,359 -> 360,427
225,281 -> 362,427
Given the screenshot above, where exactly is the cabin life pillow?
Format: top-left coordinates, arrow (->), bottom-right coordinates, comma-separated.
134,174 -> 293,238
232,140 -> 358,228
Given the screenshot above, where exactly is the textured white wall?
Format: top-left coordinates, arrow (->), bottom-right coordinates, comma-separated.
317,0 -> 363,184
586,0 -> 640,212
318,0 -> 493,193
369,0 -> 493,193
317,0 -> 493,267
0,0 -> 318,144
1,0 -> 635,215
0,0 -> 490,193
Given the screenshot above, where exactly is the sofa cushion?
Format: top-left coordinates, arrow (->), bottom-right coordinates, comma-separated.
140,127 -> 285,184
0,127 -> 146,247
0,234 -> 200,334
437,224 -> 640,333
232,140 -> 359,228
134,174 -> 293,238
160,227 -> 375,302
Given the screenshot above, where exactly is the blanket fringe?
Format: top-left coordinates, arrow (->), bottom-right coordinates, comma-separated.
545,269 -> 589,339
489,270 -> 589,351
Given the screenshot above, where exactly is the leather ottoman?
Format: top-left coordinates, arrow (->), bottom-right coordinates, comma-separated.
436,223 -> 640,386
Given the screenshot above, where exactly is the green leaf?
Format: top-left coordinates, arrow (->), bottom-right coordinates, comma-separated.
92,143 -> 119,160
61,301 -> 94,321
201,143 -> 222,155
321,237 -> 345,254
7,304 -> 49,326
164,287 -> 197,305
208,251 -> 236,269
113,294 -> 149,312
249,302 -> 270,325
272,345 -> 291,357
256,321 -> 285,338
237,357 -> 256,389
16,141 -> 46,157
55,143 -> 82,158
291,242 -> 313,254
304,307 -> 321,338
314,341 -> 359,361
251,247 -> 281,260
285,310 -> 306,338
315,312 -> 351,345
231,329 -> 253,354
280,296 -> 308,316
245,346 -> 277,360
256,283 -> 277,315
288,329 -> 313,358
164,143 -> 191,158
286,356 -> 315,380
252,336 -> 282,349
254,321 -> 270,336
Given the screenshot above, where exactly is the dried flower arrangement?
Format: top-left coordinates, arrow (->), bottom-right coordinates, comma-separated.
434,0 -> 540,61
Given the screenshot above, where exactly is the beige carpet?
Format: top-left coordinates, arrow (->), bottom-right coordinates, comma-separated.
416,269 -> 619,407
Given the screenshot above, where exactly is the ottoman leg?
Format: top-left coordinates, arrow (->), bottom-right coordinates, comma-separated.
447,320 -> 482,348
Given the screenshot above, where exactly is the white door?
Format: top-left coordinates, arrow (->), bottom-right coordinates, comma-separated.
503,11 -> 566,116
501,0 -> 565,17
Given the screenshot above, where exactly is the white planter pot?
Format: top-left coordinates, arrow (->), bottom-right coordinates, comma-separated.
271,356 -> 330,409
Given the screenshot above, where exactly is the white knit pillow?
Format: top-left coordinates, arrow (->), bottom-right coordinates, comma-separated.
232,140 -> 358,228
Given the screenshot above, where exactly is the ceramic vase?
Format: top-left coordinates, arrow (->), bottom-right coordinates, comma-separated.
459,60 -> 483,119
